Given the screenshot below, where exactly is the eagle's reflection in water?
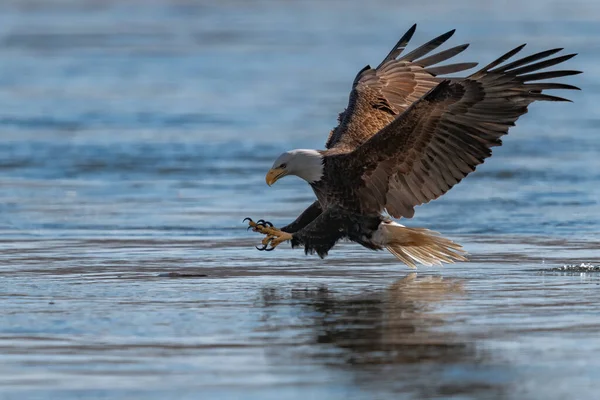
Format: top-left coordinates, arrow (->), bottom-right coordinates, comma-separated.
259,274 -> 507,398
294,274 -> 467,364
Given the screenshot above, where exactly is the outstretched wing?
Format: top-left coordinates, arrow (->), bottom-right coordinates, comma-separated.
343,45 -> 581,218
326,24 -> 478,150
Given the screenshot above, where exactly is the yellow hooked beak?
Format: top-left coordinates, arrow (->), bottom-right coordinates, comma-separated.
265,167 -> 287,186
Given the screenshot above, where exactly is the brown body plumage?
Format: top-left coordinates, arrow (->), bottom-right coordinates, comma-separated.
247,24 -> 581,268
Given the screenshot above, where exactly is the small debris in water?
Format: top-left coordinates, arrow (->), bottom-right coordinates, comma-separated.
549,263 -> 600,272
157,272 -> 208,278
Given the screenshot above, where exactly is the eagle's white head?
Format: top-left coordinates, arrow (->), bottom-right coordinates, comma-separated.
266,149 -> 324,185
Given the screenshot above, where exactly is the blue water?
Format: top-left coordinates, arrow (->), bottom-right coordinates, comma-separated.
1,1 -> 599,399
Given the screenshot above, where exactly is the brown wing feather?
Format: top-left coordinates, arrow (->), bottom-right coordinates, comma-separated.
342,46 -> 581,218
326,25 -> 477,151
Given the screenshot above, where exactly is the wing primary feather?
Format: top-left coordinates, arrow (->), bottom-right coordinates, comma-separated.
525,83 -> 581,91
417,44 -> 470,67
470,44 -> 526,77
519,70 -> 582,82
376,24 -> 417,68
508,54 -> 577,76
424,62 -> 479,76
526,93 -> 573,102
492,48 -> 563,72
398,29 -> 456,62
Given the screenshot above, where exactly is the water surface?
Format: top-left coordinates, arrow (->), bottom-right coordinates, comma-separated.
0,1 -> 599,399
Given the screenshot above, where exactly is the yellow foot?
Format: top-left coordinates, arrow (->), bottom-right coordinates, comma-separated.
243,218 -> 293,251
258,229 -> 293,251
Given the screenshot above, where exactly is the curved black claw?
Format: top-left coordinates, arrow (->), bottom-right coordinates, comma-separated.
245,217 -> 256,231
256,219 -> 274,228
255,244 -> 268,251
264,245 -> 275,252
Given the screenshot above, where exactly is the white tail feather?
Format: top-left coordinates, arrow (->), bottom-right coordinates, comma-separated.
376,222 -> 467,269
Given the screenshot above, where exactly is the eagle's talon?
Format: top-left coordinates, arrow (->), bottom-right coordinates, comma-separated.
245,218 -> 261,231
246,218 -> 278,233
261,235 -> 274,246
256,219 -> 274,228
246,218 -> 291,251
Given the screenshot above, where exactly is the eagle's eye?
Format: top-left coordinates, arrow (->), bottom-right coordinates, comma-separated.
280,163 -> 287,169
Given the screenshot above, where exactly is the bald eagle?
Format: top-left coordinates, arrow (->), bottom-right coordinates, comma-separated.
245,24 -> 581,268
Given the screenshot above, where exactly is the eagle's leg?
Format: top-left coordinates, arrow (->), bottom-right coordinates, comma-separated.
280,201 -> 322,233
290,208 -> 348,258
